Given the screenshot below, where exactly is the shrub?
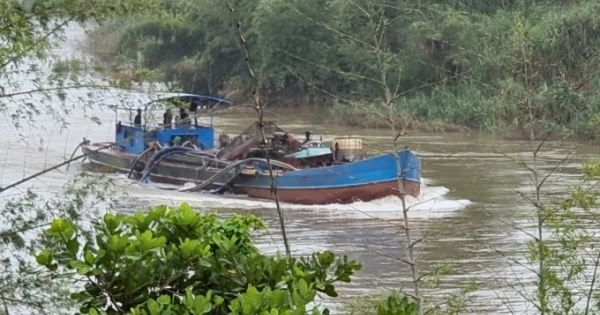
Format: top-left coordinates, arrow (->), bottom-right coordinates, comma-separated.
35,203 -> 362,315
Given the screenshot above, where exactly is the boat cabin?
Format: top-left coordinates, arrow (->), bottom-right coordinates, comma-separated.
112,93 -> 232,154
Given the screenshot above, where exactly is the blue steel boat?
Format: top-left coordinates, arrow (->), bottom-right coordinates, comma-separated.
234,149 -> 421,205
80,93 -> 239,189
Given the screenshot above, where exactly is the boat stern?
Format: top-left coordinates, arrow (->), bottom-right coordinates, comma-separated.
398,149 -> 422,199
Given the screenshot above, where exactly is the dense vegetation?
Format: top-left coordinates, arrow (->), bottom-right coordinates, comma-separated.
35,203 -> 424,315
86,0 -> 600,137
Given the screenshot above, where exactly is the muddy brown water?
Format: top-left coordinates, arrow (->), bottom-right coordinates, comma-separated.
202,109 -> 598,314
2,24 -> 600,314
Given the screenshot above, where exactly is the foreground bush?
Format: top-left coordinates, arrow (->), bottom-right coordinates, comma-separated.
35,203 -> 362,315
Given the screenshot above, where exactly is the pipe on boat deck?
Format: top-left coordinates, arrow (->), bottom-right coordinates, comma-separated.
138,145 -> 299,195
127,147 -> 155,178
179,158 -> 298,193
139,146 -> 233,184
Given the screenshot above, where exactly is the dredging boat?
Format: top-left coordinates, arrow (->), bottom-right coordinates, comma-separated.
78,93 -> 422,205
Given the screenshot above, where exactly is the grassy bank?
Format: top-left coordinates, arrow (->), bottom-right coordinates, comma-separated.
330,101 -> 600,141
328,101 -> 471,133
329,81 -> 600,141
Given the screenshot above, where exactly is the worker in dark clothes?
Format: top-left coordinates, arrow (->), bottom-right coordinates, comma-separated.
180,108 -> 190,125
163,108 -> 173,128
134,109 -> 142,126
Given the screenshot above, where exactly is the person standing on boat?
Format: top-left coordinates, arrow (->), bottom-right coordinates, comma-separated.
180,108 -> 191,126
163,108 -> 173,128
333,142 -> 339,161
134,109 -> 142,127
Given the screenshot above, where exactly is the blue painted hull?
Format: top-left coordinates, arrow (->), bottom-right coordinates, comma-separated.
235,150 -> 421,205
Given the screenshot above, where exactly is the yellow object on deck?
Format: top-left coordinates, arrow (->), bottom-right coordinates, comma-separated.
335,138 -> 363,150
333,137 -> 364,162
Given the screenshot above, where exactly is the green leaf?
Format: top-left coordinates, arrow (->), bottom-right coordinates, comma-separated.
96,249 -> 106,262
84,250 -> 94,265
123,252 -> 142,260
48,218 -> 64,234
180,238 -> 199,259
148,299 -> 160,315
103,213 -> 120,233
185,292 -> 212,315
69,260 -> 91,275
47,218 -> 75,239
245,285 -> 261,312
157,295 -> 170,305
180,204 -> 198,225
180,202 -> 192,212
149,236 -> 167,250
108,235 -> 129,251
35,249 -> 53,266
67,239 -> 80,255
297,279 -> 308,297
321,284 -> 337,298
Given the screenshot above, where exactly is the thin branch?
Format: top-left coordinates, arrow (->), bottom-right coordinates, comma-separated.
584,251 -> 600,315
0,19 -> 73,70
0,142 -> 114,192
0,84 -> 112,100
533,127 -> 556,157
0,292 -> 9,315
536,151 -> 573,193
226,0 -> 290,258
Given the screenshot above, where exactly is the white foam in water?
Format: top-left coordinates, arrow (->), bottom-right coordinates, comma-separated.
121,175 -> 471,220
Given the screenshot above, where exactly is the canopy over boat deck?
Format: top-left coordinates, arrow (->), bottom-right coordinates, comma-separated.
99,93 -> 232,154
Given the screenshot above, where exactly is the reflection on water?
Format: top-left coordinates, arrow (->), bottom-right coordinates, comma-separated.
1,24 -> 600,314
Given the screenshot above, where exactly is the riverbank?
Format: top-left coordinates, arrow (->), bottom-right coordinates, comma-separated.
77,21 -> 600,144
327,101 -> 600,143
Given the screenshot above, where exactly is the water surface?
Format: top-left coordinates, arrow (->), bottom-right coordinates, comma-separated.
1,24 -> 598,315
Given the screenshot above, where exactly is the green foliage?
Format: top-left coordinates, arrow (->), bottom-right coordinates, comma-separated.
0,0 -> 156,71
36,203 -> 362,315
343,292 -> 421,315
376,294 -> 419,315
88,0 -> 600,137
523,160 -> 600,314
0,172 -> 119,314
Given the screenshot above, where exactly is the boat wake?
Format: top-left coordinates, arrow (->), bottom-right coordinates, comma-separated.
126,176 -> 471,219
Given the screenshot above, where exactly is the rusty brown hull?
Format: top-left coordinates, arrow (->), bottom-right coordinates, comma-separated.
242,179 -> 420,205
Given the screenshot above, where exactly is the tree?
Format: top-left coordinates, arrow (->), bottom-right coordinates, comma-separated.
36,203 -> 362,315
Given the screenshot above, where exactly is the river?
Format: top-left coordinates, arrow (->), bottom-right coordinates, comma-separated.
1,24 -> 599,315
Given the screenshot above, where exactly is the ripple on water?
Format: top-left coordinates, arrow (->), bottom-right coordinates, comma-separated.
11,23 -> 600,315
121,174 -> 471,221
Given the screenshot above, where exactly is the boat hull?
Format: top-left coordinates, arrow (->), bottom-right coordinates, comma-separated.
242,179 -> 420,205
81,144 -> 244,193
235,150 -> 422,205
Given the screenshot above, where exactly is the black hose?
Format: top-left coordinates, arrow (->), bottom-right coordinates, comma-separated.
127,147 -> 155,178
179,158 -> 298,193
66,139 -> 92,171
